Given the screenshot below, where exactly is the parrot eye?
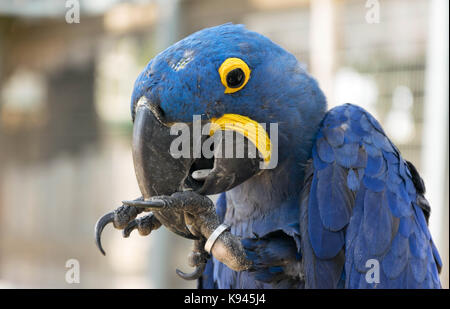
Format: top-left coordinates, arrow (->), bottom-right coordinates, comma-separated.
218,58 -> 251,94
226,68 -> 245,88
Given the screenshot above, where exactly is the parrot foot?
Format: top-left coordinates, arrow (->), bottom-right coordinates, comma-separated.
122,191 -> 253,273
95,191 -> 252,277
95,197 -> 162,255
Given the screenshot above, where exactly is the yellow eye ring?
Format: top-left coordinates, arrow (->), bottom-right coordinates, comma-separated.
218,58 -> 251,94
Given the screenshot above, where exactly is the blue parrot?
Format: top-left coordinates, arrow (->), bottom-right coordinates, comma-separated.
95,24 -> 442,289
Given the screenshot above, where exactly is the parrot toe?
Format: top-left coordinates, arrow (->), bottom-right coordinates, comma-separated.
122,212 -> 162,238
94,198 -> 146,255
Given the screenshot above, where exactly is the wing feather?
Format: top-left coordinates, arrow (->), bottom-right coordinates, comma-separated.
300,104 -> 441,288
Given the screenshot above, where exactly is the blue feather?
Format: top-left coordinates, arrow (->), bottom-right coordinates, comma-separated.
364,143 -> 381,157
317,138 -> 335,163
335,143 -> 359,168
399,216 -> 413,237
347,169 -> 360,191
381,234 -> 409,279
362,175 -> 385,192
363,190 -> 394,255
323,126 -> 345,147
383,150 -> 398,164
354,148 -> 368,168
312,144 -> 328,170
308,175 -> 345,259
366,153 -> 384,176
317,164 -> 353,231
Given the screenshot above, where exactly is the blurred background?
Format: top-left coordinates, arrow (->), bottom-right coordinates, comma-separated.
0,0 -> 448,288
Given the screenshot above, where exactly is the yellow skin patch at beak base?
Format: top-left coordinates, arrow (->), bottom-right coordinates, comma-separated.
209,114 -> 271,165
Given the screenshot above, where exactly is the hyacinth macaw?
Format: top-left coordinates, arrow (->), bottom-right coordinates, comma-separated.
95,24 -> 442,289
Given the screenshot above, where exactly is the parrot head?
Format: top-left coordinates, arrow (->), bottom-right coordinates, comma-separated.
129,24 -> 326,200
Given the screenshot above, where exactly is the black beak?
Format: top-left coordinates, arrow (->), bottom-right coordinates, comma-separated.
132,97 -> 261,198
132,98 -> 191,198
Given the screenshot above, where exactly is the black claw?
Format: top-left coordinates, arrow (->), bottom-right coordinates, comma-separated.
123,220 -> 138,238
95,211 -> 115,256
122,199 -> 166,209
176,263 -> 206,280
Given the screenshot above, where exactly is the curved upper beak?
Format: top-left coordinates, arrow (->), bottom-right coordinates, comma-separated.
131,97 -> 191,199
131,97 -> 270,198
